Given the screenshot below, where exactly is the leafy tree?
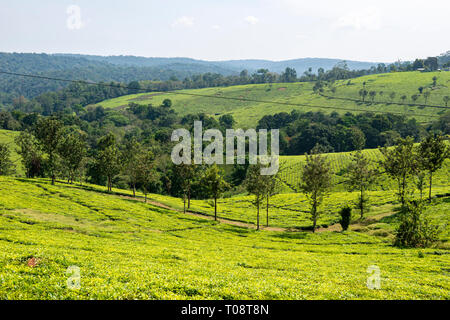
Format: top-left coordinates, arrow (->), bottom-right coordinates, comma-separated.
96,133 -> 121,192
395,201 -> 439,248
162,99 -> 172,108
423,91 -> 431,104
346,150 -> 378,219
411,94 -> 419,103
34,117 -> 63,185
359,89 -> 368,102
380,137 -> 417,206
369,90 -> 377,102
135,150 -> 156,203
122,138 -> 142,197
15,131 -> 43,178
244,163 -> 267,230
400,95 -> 407,104
443,96 -> 449,107
299,146 -> 332,232
264,169 -> 281,227
389,92 -> 396,102
0,143 -> 14,175
173,163 -> 195,213
432,76 -> 438,86
57,131 -> 87,184
417,135 -> 449,201
202,164 -> 229,220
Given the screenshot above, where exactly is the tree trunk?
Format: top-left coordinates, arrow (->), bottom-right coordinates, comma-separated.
144,192 -> 147,203
257,202 -> 260,231
183,193 -> 186,213
428,172 -> 432,202
360,187 -> 364,219
51,174 -> 55,185
266,195 -> 269,227
188,187 -> 191,209
214,196 -> 217,221
133,183 -> 136,197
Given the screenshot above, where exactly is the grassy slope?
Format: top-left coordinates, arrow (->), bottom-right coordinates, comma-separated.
0,176 -> 449,299
94,71 -> 450,127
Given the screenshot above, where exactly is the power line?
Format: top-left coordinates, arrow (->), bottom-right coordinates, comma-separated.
0,70 -> 443,119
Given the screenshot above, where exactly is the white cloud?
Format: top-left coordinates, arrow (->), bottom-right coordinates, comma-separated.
212,25 -> 220,30
244,16 -> 259,25
171,16 -> 194,28
334,7 -> 382,30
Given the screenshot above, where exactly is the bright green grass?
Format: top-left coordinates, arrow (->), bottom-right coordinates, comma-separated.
0,129 -> 23,176
94,71 -> 450,127
0,176 -> 449,299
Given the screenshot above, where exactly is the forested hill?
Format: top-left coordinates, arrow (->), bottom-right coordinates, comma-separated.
0,53 -> 237,104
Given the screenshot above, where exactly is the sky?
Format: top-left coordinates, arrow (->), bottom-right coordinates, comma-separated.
0,0 -> 449,62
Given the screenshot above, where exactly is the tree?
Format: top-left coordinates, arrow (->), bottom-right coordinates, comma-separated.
96,133 -> 121,192
359,89 -> 368,102
423,91 -> 431,104
0,143 -> 14,175
400,95 -> 407,104
346,150 -> 378,219
173,163 -> 195,213
34,117 -> 63,185
299,146 -> 332,232
162,99 -> 172,108
135,150 -> 156,203
263,169 -> 281,227
280,67 -> 297,82
202,165 -> 229,220
380,137 -> 417,206
123,138 -> 142,197
411,94 -> 419,104
57,131 -> 87,184
369,90 -> 377,102
443,96 -> 449,107
417,135 -> 449,201
15,131 -> 43,178
389,92 -> 396,102
339,206 -> 352,231
244,163 -> 267,230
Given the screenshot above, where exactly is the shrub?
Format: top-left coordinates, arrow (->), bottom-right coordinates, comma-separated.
339,205 -> 352,231
394,201 -> 440,248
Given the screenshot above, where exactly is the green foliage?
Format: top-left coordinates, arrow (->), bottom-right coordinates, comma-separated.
202,164 -> 229,220
299,146 -> 332,232
395,201 -> 440,248
0,143 -> 14,175
339,206 -> 352,231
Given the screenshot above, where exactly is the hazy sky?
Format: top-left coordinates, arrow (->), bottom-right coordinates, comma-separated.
1,0 -> 449,62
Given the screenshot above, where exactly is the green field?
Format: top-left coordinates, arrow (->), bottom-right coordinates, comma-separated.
94,71 -> 450,127
0,176 -> 449,299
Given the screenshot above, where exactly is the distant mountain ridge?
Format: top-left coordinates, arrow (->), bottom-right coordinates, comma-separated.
57,53 -> 382,74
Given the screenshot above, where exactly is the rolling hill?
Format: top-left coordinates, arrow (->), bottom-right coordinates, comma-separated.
95,71 -> 450,127
0,176 -> 448,299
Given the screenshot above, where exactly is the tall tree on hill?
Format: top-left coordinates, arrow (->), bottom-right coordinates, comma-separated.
174,163 -> 196,213
96,133 -> 121,192
244,163 -> 267,230
123,138 -> 142,197
389,92 -> 396,102
136,150 -> 156,203
0,143 -> 14,176
346,150 -> 378,219
299,145 -> 332,232
380,137 -> 417,207
34,117 -> 63,185
443,96 -> 449,107
369,90 -> 377,102
423,91 -> 431,104
57,131 -> 87,184
417,135 -> 449,202
15,131 -> 43,178
202,164 -> 229,220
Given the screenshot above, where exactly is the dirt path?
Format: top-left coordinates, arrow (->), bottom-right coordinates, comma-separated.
118,193 -> 394,233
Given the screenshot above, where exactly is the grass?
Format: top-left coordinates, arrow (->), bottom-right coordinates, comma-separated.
0,176 -> 449,299
94,71 -> 450,127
